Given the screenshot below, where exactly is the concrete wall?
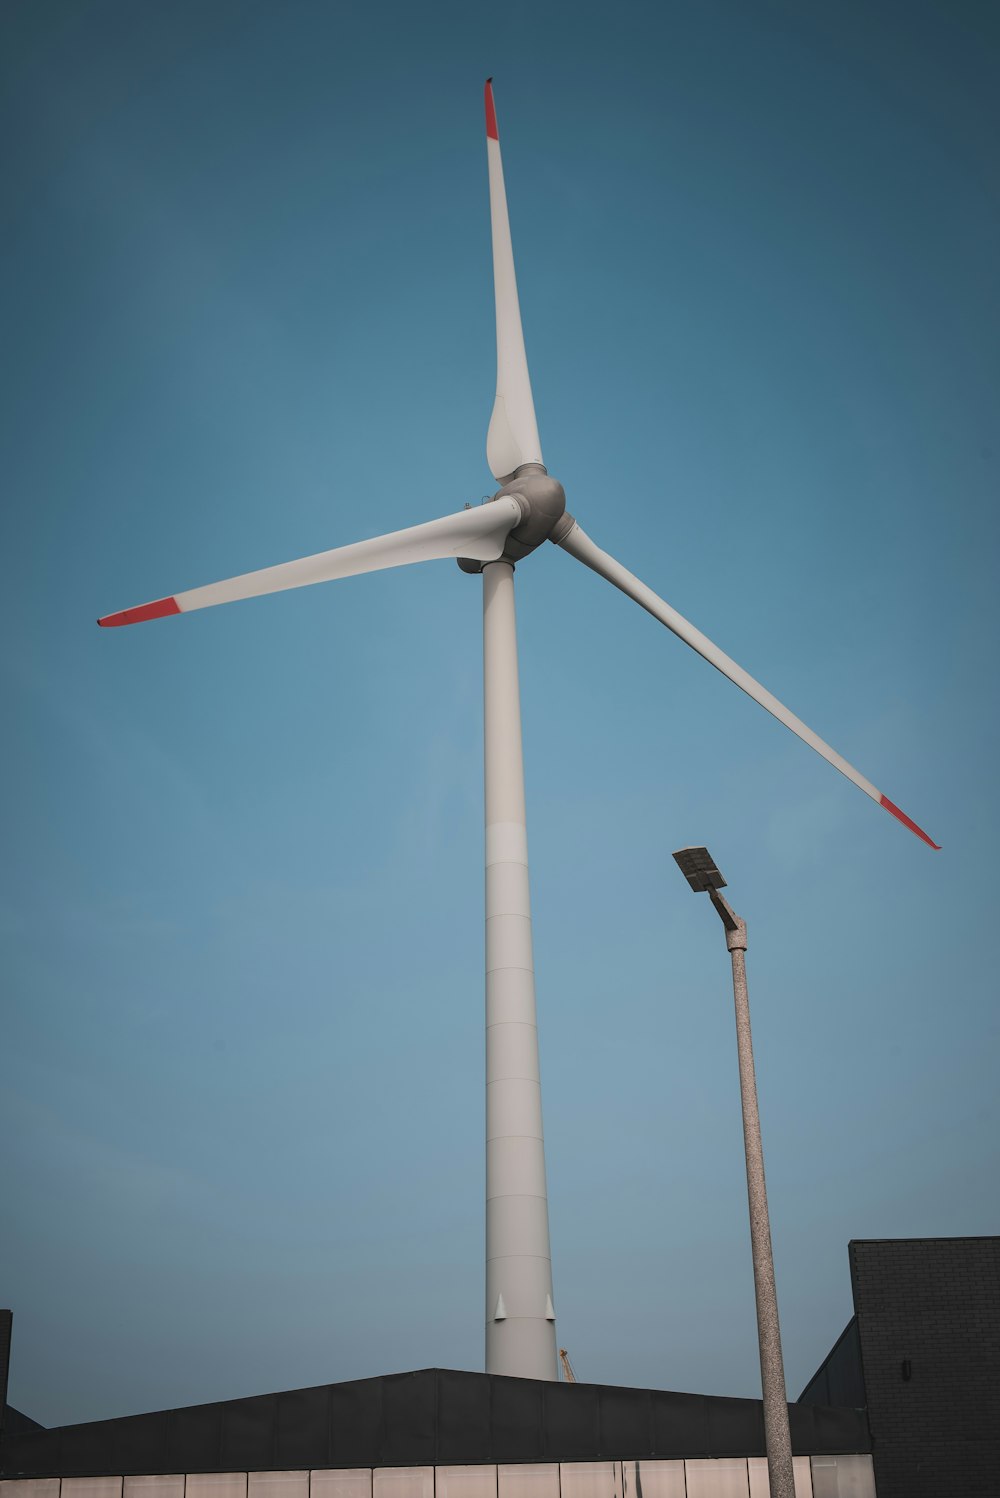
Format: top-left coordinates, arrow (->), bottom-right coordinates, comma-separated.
0,1454 -> 876,1498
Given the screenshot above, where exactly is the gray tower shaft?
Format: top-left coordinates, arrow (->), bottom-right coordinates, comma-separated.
482,560 -> 557,1380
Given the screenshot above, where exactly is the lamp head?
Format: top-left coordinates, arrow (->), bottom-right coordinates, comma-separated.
672,846 -> 727,893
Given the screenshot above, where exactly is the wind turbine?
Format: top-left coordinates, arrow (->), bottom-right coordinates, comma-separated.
98,80 -> 938,1384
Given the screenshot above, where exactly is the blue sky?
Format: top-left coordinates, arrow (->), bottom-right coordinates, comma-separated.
2,0 -> 997,1427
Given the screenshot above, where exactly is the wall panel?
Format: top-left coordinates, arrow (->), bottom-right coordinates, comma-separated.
310,1470 -> 371,1498
0,1482 -> 61,1498
625,1463 -> 685,1498
684,1458 -> 750,1498
558,1463 -> 619,1498
249,1472 -> 308,1498
186,1474 -> 247,1498
809,1456 -> 875,1498
371,1470 -> 432,1498
747,1456 -> 812,1497
497,1465 -> 559,1498
436,1468 -> 498,1498
63,1481 -> 122,1498
124,1478 -> 184,1498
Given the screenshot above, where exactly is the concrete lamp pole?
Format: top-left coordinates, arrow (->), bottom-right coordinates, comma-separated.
672,847 -> 796,1498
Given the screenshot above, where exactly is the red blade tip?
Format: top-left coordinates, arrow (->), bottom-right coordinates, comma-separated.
98,596 -> 181,628
879,794 -> 940,849
485,78 -> 498,140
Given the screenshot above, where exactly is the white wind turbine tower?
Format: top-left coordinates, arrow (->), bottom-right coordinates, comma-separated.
99,80 -> 939,1384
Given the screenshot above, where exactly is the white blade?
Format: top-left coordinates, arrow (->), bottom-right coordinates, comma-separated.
556,518 -> 939,849
485,79 -> 543,481
98,497 -> 523,627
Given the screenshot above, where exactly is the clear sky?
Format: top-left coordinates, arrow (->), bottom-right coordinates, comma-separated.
2,0 -> 997,1429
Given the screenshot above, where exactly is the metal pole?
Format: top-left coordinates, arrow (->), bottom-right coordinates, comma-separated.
482,559 -> 558,1380
711,891 -> 796,1498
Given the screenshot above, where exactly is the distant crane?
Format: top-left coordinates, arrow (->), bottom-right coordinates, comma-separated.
559,1348 -> 577,1384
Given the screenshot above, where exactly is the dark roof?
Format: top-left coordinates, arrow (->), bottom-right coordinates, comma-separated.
798,1318 -> 865,1408
1,1368 -> 869,1478
3,1407 -> 44,1436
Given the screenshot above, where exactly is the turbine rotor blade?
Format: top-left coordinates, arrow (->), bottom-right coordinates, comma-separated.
98,497 -> 523,627
485,79 -> 543,481
555,518 -> 939,849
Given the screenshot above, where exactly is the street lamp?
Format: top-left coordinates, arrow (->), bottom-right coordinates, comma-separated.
672,847 -> 796,1498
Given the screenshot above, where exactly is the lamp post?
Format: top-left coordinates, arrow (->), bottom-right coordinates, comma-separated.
672,847 -> 796,1498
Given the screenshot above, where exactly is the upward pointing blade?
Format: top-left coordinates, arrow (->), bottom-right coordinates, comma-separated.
555,518 -> 939,849
485,79 -> 543,481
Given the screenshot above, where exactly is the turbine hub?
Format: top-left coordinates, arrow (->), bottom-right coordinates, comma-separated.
457,464 -> 566,573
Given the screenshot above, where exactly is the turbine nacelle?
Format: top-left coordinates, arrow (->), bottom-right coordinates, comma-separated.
457,463 -> 567,573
